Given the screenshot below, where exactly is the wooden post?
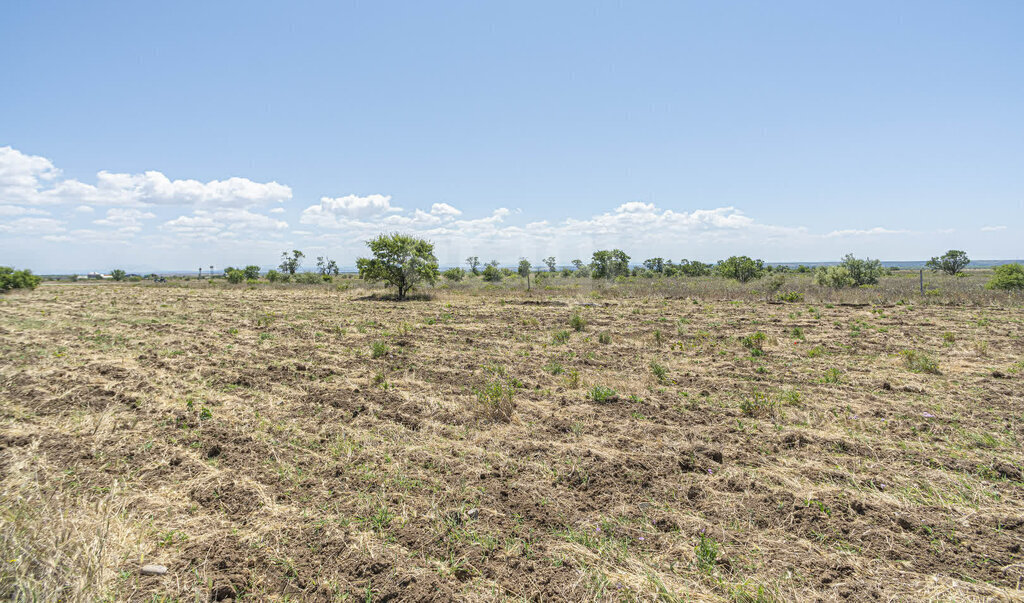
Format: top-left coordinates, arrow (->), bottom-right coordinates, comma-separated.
920,269 -> 924,295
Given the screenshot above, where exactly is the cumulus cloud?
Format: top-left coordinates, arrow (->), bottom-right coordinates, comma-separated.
160,208 -> 288,241
430,202 -> 462,217
980,225 -> 1007,232
0,204 -> 49,217
0,145 -> 291,208
0,217 -> 66,235
93,208 -> 157,229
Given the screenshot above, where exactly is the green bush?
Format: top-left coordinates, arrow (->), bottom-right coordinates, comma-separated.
482,264 -> 502,282
716,256 -> 764,282
243,265 -> 261,280
265,269 -> 282,282
442,267 -> 466,282
569,312 -> 586,332
815,266 -> 854,289
0,267 -> 42,293
986,263 -> 1024,290
225,268 -> 245,284
294,272 -> 322,284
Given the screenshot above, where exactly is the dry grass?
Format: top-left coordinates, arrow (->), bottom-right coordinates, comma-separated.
1,281 -> 1022,601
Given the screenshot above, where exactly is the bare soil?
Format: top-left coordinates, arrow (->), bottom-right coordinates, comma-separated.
1,283 -> 1022,601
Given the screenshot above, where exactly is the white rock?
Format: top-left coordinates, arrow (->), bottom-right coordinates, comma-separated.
140,564 -> 167,576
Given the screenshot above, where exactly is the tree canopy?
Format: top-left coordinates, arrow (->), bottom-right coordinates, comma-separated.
926,250 -> 970,275
356,233 -> 440,300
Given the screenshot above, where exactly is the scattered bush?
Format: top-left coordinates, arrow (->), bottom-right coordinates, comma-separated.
552,330 -> 571,345
370,340 -> 389,359
0,267 -> 42,292
243,265 -> 261,280
815,266 -> 853,289
598,332 -> 611,345
482,264 -> 502,282
443,267 -> 466,282
265,269 -> 283,282
294,272 -> 322,284
716,256 -> 764,283
569,312 -> 586,332
986,263 -> 1024,290
225,268 -> 245,284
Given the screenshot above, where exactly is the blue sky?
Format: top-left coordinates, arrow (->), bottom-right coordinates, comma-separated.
2,1 -> 1022,273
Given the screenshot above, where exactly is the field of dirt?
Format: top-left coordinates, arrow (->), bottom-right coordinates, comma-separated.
2,282 -> 1022,601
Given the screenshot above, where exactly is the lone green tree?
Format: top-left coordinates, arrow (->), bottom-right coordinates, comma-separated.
591,249 -> 630,279
543,256 -> 557,272
110,269 -> 126,281
926,250 -> 970,275
279,250 -> 304,275
518,258 -> 532,291
716,256 -> 765,283
356,233 -> 440,300
465,256 -> 480,275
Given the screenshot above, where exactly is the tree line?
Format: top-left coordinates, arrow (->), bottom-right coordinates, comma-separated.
4,239 -> 1022,298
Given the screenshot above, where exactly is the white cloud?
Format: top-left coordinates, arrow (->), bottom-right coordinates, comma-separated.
430,202 -> 462,217
0,217 -> 66,235
980,225 -> 1007,232
0,145 -> 291,208
0,204 -> 49,217
269,207 -> 285,214
160,208 -> 288,240
822,227 -> 910,238
0,146 -> 60,204
301,194 -> 399,226
93,208 -> 157,228
74,205 -> 94,213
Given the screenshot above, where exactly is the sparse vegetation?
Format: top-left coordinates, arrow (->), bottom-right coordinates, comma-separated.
1,279 -> 1021,602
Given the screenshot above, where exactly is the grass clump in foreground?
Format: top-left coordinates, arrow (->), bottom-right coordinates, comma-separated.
474,377 -> 517,422
900,349 -> 940,374
588,385 -> 618,402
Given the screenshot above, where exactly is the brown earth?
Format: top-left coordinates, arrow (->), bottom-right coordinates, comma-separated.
1,282 -> 1022,601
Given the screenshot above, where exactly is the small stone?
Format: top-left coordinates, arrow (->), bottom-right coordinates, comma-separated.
466,508 -> 479,520
140,564 -> 167,576
638,502 -> 652,512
